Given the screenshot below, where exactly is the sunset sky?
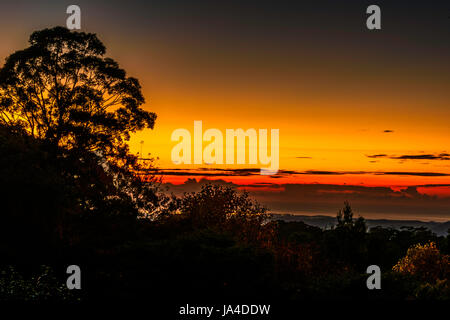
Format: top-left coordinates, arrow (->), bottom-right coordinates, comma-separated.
1,0 -> 450,220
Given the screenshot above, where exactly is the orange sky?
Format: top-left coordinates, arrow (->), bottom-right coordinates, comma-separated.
1,0 -> 449,219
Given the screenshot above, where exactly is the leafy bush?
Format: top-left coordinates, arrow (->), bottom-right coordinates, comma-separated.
393,242 -> 450,283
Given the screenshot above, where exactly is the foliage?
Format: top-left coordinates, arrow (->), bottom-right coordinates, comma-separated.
0,27 -> 164,254
0,265 -> 77,301
322,202 -> 368,271
178,184 -> 274,245
0,27 -> 156,160
0,125 -> 74,257
336,201 -> 367,233
414,279 -> 450,300
393,242 -> 450,283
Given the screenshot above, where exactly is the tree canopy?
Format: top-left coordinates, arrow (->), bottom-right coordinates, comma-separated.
0,27 -> 156,158
0,27 -> 162,249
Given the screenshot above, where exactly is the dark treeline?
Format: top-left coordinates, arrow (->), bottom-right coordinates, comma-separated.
0,27 -> 449,302
1,123 -> 449,301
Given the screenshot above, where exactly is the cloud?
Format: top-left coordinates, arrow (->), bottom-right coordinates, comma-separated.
383,130 -> 394,133
144,168 -> 450,178
287,170 -> 450,177
377,171 -> 450,177
367,154 -> 388,158
392,154 -> 450,160
366,153 -> 450,161
301,170 -> 346,175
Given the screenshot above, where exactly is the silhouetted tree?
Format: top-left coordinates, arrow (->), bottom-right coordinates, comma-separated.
336,201 -> 366,233
0,27 -> 162,251
179,184 -> 274,245
321,202 -> 368,270
0,124 -> 73,257
0,27 -> 156,160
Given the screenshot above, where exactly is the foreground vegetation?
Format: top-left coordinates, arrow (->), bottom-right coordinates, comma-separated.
1,123 -> 449,301
0,27 -> 449,302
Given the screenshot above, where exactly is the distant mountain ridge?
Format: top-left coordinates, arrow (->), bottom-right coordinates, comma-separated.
273,214 -> 450,237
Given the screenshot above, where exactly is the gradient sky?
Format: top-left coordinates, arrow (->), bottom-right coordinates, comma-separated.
1,0 -> 450,220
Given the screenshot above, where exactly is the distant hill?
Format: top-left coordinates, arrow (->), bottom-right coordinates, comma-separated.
273,214 -> 450,236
